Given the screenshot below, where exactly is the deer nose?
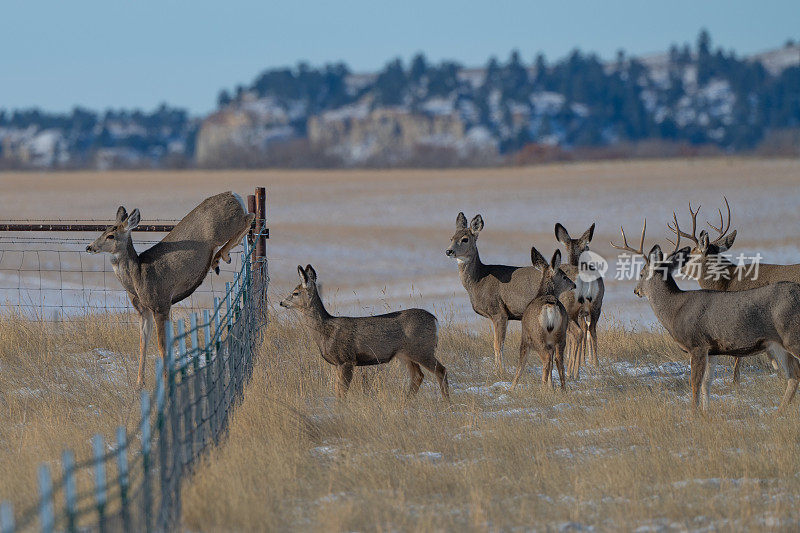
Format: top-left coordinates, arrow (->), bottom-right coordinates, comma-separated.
86,245 -> 92,253
445,249 -> 454,257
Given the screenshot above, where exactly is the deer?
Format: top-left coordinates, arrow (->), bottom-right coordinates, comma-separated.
554,223 -> 605,378
611,220 -> 800,412
86,191 -> 255,389
668,197 -> 800,383
279,264 -> 449,400
512,247 -> 576,390
446,212 -> 547,373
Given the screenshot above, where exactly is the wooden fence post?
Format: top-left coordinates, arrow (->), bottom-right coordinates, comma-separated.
247,193 -> 257,273
38,464 -> 54,533
255,187 -> 268,319
62,450 -> 77,532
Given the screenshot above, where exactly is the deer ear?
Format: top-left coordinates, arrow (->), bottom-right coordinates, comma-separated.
554,223 -> 570,245
298,265 -> 309,287
456,212 -> 468,230
648,245 -> 663,264
124,208 -> 140,231
716,229 -> 736,252
699,231 -> 710,253
469,215 -> 484,234
580,223 -> 595,245
115,206 -> 128,223
304,264 -> 317,284
551,249 -> 562,270
668,246 -> 692,271
530,246 -> 547,268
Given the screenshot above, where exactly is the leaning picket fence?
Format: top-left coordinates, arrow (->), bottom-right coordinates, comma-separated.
0,225 -> 268,533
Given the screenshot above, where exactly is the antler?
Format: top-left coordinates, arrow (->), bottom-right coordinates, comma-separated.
706,195 -> 731,239
666,201 -> 701,245
611,219 -> 647,256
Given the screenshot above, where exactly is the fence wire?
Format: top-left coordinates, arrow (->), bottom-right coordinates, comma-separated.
0,233 -> 245,321
0,227 -> 269,533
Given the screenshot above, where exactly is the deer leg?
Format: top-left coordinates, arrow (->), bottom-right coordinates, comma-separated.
491,315 -> 508,373
567,322 -> 582,379
137,309 -> 154,389
541,348 -> 554,389
731,357 -> 741,384
335,364 -> 354,398
405,360 -> 425,397
212,219 -> 254,274
511,340 -> 529,390
689,350 -> 707,410
700,353 -> 715,412
154,311 -> 171,381
418,357 -> 450,401
572,319 -> 586,380
588,318 -> 599,368
555,342 -> 567,391
766,343 -> 800,412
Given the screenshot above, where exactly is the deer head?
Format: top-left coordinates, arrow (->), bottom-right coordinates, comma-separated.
666,197 -> 737,277
445,212 -> 483,262
530,246 -> 576,297
86,206 -> 140,255
554,222 -> 595,266
612,220 -> 691,298
280,264 -> 319,310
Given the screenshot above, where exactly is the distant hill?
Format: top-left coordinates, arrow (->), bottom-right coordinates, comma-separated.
2,30 -> 798,170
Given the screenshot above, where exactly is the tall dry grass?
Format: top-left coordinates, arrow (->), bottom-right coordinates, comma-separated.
0,310 -> 145,516
181,315 -> 800,531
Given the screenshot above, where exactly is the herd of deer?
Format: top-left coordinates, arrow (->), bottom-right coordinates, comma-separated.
86,192 -> 800,415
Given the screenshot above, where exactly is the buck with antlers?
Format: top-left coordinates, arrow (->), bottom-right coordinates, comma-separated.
446,213 -> 547,373
86,192 -> 255,388
512,247 -> 576,389
554,223 -> 605,378
280,265 -> 449,400
668,197 -> 800,383
612,220 -> 800,412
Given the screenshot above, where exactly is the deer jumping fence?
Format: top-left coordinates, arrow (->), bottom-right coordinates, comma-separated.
0,188 -> 269,532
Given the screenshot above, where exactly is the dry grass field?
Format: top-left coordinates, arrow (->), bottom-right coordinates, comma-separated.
2,159 -> 800,530
180,315 -> 799,531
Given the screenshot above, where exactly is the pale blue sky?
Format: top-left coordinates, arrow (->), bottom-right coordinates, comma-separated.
1,0 -> 797,115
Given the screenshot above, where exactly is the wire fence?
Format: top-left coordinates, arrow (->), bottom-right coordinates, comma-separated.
0,225 -> 269,533
0,230 -> 245,321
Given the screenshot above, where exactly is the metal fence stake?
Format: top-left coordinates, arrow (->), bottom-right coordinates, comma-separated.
116,427 -> 130,532
37,464 -> 54,533
140,391 -> 153,533
0,502 -> 13,533
92,435 -> 107,532
63,450 -> 77,533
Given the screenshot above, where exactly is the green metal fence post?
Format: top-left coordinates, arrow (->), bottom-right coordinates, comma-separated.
92,435 -> 107,533
166,321 -> 182,528
62,450 -> 76,533
37,464 -> 54,533
202,309 -> 214,445
0,502 -> 13,533
177,321 -> 188,380
115,427 -> 130,532
190,313 -> 204,451
224,283 -> 234,417
202,310 -> 212,367
213,298 -> 223,442
140,390 -> 153,533
160,324 -> 176,529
